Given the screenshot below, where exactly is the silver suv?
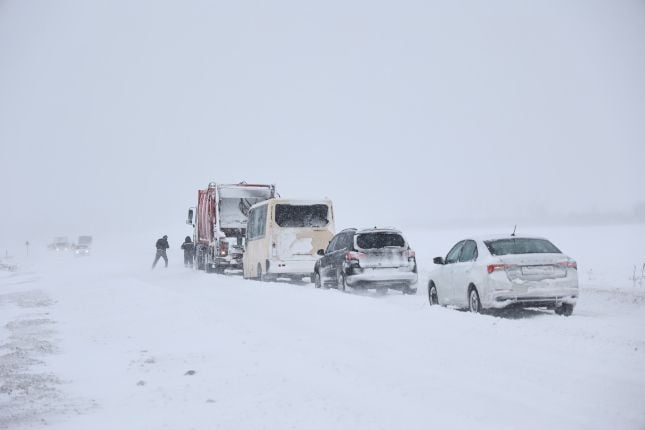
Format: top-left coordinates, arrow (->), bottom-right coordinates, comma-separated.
313,227 -> 418,294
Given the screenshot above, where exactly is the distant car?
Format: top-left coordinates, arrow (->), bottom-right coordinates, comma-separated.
428,236 -> 578,315
313,227 -> 418,294
72,236 -> 92,256
48,236 -> 71,251
77,235 -> 93,247
74,244 -> 91,256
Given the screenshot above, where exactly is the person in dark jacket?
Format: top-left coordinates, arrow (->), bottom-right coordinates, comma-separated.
152,235 -> 170,269
180,236 -> 195,268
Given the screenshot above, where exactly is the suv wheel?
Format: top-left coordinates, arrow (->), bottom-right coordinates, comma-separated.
337,271 -> 346,292
314,272 -> 322,289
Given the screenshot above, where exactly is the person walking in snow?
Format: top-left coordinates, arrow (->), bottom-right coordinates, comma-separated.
152,235 -> 170,269
180,236 -> 195,268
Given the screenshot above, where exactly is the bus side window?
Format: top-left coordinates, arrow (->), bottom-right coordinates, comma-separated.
257,205 -> 267,238
248,209 -> 257,240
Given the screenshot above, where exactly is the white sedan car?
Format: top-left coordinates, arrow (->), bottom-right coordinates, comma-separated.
427,235 -> 579,315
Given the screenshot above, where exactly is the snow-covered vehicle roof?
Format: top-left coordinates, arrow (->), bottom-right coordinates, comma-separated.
356,227 -> 403,235
216,183 -> 275,199
466,234 -> 552,242
249,198 -> 332,209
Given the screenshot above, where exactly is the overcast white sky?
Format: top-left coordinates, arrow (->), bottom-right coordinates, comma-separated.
1,0 -> 644,247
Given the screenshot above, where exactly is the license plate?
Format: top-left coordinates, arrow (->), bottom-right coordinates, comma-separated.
521,266 -> 554,276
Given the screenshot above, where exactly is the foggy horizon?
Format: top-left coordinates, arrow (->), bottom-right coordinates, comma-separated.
2,3 -> 645,429
2,0 -> 644,247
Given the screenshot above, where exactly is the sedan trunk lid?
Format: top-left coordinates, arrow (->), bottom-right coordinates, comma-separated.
496,253 -> 570,281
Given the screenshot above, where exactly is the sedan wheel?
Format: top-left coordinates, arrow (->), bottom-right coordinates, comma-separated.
428,283 -> 439,305
468,287 -> 481,313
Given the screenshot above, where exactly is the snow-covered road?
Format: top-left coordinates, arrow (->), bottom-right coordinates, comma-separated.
2,225 -> 645,429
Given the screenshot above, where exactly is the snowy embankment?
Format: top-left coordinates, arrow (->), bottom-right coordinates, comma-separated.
1,224 -> 645,429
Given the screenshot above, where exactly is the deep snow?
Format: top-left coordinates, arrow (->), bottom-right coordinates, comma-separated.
1,224 -> 645,429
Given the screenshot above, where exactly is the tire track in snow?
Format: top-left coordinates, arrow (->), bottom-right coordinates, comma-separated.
0,276 -> 94,428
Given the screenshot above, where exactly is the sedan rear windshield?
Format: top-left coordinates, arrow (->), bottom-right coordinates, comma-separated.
484,238 -> 561,256
356,232 -> 405,249
275,204 -> 329,228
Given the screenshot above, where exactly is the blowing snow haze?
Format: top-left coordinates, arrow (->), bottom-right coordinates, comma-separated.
1,1 -> 644,246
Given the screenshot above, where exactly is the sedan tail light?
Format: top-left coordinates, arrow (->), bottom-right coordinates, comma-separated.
487,263 -> 515,274
558,261 -> 577,270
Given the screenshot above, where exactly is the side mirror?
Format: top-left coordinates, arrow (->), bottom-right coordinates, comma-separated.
317,249 -> 325,256
433,256 -> 444,265
186,209 -> 194,225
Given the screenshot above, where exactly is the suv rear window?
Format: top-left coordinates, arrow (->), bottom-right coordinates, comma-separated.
356,232 -> 405,249
484,238 -> 561,256
275,204 -> 329,228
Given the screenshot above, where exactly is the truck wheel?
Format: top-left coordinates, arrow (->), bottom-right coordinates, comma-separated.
196,250 -> 205,271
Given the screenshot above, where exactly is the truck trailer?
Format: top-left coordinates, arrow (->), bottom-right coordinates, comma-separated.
187,182 -> 276,273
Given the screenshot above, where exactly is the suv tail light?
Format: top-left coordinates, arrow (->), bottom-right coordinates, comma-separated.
405,249 -> 416,261
345,251 -> 365,262
219,241 -> 229,257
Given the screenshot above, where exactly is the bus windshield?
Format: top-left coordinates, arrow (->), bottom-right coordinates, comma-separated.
275,204 -> 329,228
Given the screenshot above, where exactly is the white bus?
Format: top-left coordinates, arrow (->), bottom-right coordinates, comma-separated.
243,198 -> 335,282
